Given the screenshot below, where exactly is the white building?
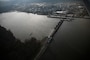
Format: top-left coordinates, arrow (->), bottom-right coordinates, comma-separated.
54,11 -> 68,15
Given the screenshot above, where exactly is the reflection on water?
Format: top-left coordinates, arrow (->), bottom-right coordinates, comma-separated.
0,11 -> 60,41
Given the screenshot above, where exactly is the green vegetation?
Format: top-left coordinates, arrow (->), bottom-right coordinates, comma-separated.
0,25 -> 41,60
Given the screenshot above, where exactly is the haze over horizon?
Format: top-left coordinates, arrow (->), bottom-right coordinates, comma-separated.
0,0 -> 82,3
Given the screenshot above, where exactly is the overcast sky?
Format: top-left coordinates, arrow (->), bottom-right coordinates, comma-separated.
0,0 -> 11,1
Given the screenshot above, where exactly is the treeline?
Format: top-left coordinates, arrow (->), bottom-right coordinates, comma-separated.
0,25 -> 41,60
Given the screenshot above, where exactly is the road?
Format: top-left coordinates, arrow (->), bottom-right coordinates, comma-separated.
38,18 -> 90,60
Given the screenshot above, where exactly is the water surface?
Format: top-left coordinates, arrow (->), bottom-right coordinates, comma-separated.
0,11 -> 60,42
